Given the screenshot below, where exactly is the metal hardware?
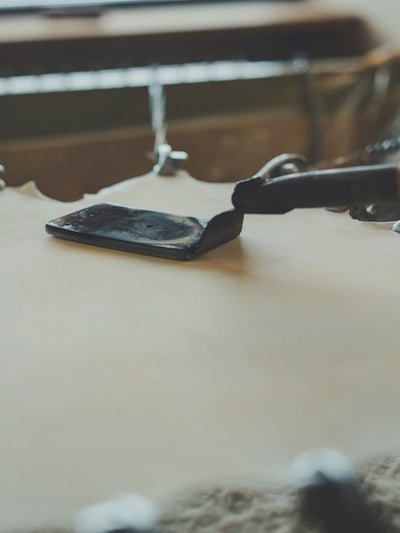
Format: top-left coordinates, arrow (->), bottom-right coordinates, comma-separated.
0,164 -> 5,190
148,79 -> 187,176
153,143 -> 188,177
255,153 -> 308,180
366,137 -> 400,161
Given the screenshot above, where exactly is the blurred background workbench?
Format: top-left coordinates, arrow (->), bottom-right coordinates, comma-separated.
0,0 -> 397,199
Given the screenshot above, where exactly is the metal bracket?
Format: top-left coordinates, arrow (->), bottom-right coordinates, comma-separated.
148,78 -> 188,177
153,143 -> 188,176
0,164 -> 5,190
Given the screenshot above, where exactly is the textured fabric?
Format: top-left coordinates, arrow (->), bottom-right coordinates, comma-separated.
161,453 -> 400,532
28,453 -> 400,532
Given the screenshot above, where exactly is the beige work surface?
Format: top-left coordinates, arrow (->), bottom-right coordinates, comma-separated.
1,172 -> 400,532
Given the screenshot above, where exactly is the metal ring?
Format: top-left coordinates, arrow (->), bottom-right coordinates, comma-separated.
257,153 -> 308,180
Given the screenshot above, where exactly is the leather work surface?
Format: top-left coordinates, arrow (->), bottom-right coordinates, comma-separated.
1,171 -> 400,532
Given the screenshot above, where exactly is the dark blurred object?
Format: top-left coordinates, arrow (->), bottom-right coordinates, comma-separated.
232,164 -> 400,215
292,449 -> 386,533
349,202 -> 400,221
319,88 -> 400,221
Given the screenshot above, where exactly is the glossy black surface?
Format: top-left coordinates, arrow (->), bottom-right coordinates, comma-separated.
46,203 -> 243,260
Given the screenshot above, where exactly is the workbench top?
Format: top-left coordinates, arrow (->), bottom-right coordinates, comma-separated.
1,172 -> 400,531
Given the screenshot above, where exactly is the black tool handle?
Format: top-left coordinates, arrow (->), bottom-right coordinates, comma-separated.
232,164 -> 400,214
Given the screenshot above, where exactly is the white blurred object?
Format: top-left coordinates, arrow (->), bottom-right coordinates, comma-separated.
392,220 -> 400,232
74,494 -> 160,533
290,448 -> 355,488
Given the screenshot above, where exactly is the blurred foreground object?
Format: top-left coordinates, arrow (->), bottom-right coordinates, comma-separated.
75,494 -> 160,533
292,449 -> 385,533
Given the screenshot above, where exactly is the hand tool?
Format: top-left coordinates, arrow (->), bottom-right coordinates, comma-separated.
46,157 -> 400,260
